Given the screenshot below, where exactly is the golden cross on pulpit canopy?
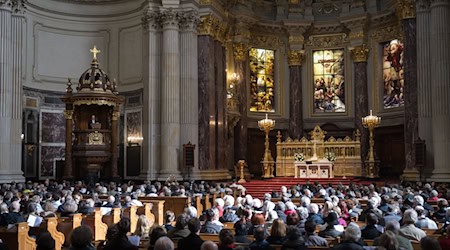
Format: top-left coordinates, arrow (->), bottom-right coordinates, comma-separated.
90,46 -> 101,60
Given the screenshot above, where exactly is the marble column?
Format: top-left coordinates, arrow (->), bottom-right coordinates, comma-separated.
429,0 -> 450,181
180,11 -> 199,173
142,9 -> 161,180
0,2 -> 24,182
111,110 -> 120,178
233,42 -> 249,161
63,110 -> 73,179
416,0 -> 433,174
351,45 -> 370,176
198,35 -> 214,171
399,3 -> 419,180
287,50 -> 304,139
159,9 -> 181,179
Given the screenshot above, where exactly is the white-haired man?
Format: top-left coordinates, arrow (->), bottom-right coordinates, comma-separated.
332,222 -> 365,250
399,208 -> 426,241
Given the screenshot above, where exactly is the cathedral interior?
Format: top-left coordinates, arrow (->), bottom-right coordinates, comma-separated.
0,0 -> 449,183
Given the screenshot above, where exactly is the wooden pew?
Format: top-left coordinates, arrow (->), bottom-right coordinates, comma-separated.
195,196 -> 204,216
83,208 -> 108,241
136,203 -> 156,226
0,222 -> 36,250
102,207 -> 121,226
147,200 -> 164,226
140,197 -> 191,217
28,217 -> 64,250
57,213 -> 82,246
204,194 -> 212,211
123,206 -> 138,233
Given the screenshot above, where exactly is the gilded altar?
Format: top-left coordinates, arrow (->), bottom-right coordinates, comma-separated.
276,125 -> 362,177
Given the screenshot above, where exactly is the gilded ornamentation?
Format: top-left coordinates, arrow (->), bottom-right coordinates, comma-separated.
288,35 -> 305,46
233,42 -> 249,62
307,33 -> 348,47
250,34 -> 284,48
73,99 -> 118,107
26,144 -> 35,156
88,131 -> 104,145
396,0 -> 416,19
287,50 -> 305,66
197,14 -> 227,42
64,110 -> 74,120
350,45 -> 369,62
315,0 -> 341,15
349,30 -> 365,41
112,111 -> 120,121
66,78 -> 73,93
370,25 -> 403,43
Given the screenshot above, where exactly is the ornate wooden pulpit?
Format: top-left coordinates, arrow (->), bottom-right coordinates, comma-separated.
61,47 -> 123,183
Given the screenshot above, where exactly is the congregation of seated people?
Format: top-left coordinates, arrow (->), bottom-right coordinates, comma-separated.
0,179 -> 448,250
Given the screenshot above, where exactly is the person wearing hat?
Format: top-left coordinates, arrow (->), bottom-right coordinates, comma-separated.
414,206 -> 438,229
318,212 -> 343,238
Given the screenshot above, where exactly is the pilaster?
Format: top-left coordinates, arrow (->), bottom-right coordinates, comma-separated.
287,50 -> 304,139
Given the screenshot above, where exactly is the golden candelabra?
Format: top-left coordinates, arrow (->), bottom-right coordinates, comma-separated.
258,113 -> 275,178
362,110 -> 381,178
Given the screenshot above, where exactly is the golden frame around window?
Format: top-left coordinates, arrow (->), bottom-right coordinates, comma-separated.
370,25 -> 405,118
304,33 -> 352,120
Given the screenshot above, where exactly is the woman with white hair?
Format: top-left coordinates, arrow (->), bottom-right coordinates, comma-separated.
332,222 -> 365,250
263,201 -> 278,223
399,208 -> 426,241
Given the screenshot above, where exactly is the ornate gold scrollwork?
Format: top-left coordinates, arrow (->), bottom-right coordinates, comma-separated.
88,131 -> 104,145
112,111 -> 120,121
287,50 -> 305,66
396,0 -> 416,20
233,42 -> 249,62
350,45 -> 369,63
64,110 -> 74,120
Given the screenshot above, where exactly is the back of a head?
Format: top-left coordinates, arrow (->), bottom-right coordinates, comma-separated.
254,226 -> 265,241
219,229 -> 235,245
403,208 -> 418,224
378,231 -> 398,250
420,236 -> 442,250
118,217 -> 131,234
36,232 -> 55,250
176,213 -> 190,229
165,210 -> 175,223
201,241 -> 218,250
270,219 -> 286,238
234,220 -> 248,236
154,236 -> 174,250
286,212 -> 300,226
286,226 -> 301,241
150,226 -> 167,245
70,225 -> 93,248
366,213 -> 378,225
188,217 -> 201,233
305,220 -> 316,234
385,220 -> 400,234
344,222 -> 361,242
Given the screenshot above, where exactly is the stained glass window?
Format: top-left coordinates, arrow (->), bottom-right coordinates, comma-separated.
313,49 -> 345,113
383,39 -> 404,109
249,48 -> 275,112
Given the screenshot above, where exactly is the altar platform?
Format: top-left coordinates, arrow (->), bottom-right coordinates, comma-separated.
240,177 -> 388,199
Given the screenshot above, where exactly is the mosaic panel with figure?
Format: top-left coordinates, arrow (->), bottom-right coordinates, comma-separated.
383,39 -> 404,109
313,49 -> 345,113
249,48 -> 275,112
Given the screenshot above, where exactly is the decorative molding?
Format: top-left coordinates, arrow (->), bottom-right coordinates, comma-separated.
349,30 -> 365,41
288,35 -> 305,46
287,50 -> 305,66
160,8 -> 180,28
142,9 -> 161,31
350,45 -> 369,62
0,0 -> 12,10
370,25 -> 403,42
11,0 -> 26,14
307,33 -> 348,47
179,10 -> 199,31
233,42 -> 249,62
250,34 -> 284,48
197,14 -> 227,43
397,0 -> 416,19
63,110 -> 74,120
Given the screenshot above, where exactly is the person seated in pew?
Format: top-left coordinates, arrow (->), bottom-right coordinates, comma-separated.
154,236 -> 174,250
148,226 -> 167,250
234,220 -> 251,244
218,229 -> 236,250
433,199 -> 448,223
177,217 -> 204,250
304,220 -> 328,247
168,213 -> 190,239
5,201 -> 25,225
420,236 -> 442,250
69,225 -> 95,250
361,213 -> 383,240
104,217 -> 138,250
185,205 -> 198,219
414,206 -> 438,230
266,219 -> 286,245
281,226 -> 307,250
399,209 -> 426,242
318,212 -> 343,239
133,214 -> 151,240
307,203 -> 324,225
375,231 -> 399,250
220,207 -> 239,224
164,210 -> 175,232
78,198 -> 95,215
249,226 -> 272,250
102,195 -> 116,208
201,209 -> 223,234
60,198 -> 78,217
332,222 -> 365,250
438,223 -> 450,250
201,240 -> 219,250
373,220 -> 412,250
36,231 -> 56,250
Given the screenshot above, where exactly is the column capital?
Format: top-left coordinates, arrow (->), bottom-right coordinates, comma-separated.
397,0 -> 416,19
350,45 -> 369,63
233,42 -> 249,62
11,0 -> 26,14
64,110 -> 74,120
160,8 -> 180,29
197,14 -> 228,43
142,9 -> 161,31
287,50 -> 305,66
179,10 -> 200,32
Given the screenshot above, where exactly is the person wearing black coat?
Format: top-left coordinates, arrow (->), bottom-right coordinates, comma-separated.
281,226 -> 307,250
361,213 -> 383,240
234,220 -> 252,244
177,217 -> 204,250
103,218 -> 138,250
